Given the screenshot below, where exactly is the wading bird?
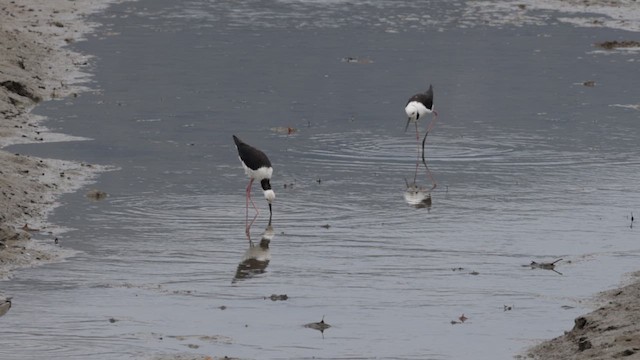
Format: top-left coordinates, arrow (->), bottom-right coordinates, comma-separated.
405,84 -> 438,189
233,135 -> 275,234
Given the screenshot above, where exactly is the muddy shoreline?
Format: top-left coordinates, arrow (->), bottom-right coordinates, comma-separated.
0,0 -> 122,279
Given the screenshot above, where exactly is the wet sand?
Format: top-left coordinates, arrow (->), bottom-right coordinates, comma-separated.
525,271 -> 640,359
1,0 -> 639,359
0,0 -> 118,279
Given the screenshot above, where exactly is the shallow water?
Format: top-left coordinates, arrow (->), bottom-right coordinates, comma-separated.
2,1 -> 640,359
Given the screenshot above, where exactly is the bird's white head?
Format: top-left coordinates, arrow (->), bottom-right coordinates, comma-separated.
264,189 -> 276,204
405,103 -> 419,121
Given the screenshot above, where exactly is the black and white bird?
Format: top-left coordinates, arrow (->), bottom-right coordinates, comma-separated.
233,135 -> 275,226
404,84 -> 438,137
404,84 -> 439,189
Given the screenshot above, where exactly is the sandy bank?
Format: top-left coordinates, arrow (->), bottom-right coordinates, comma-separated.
0,0 -> 122,280
524,271 -> 640,359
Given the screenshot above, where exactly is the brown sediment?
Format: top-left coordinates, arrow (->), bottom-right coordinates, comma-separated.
0,0 -> 121,279
525,271 -> 640,359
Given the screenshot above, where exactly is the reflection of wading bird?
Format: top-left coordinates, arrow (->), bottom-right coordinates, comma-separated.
405,84 -> 438,190
233,225 -> 274,283
233,135 -> 275,236
403,179 -> 432,209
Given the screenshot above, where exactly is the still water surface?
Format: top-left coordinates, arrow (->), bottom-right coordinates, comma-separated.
2,1 -> 640,359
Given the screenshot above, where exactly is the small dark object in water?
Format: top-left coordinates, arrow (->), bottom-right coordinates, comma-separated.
582,80 -> 595,87
527,258 -> 563,275
504,305 -> 513,311
341,57 -> 373,64
86,189 -> 108,200
219,305 -> 227,310
54,237 -> 58,244
596,40 -> 640,50
0,297 -> 12,317
529,258 -> 562,270
320,224 -> 331,229
267,294 -> 288,301
304,316 -> 331,333
109,318 -> 117,323
450,314 -> 468,325
469,271 -> 479,275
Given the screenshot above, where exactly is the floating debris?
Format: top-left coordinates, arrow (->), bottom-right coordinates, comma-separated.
596,40 -> 640,50
86,189 -> 108,200
450,314 -> 468,325
304,316 -> 331,333
320,224 -> 331,229
270,126 -> 297,135
504,305 -> 513,312
526,258 -> 563,275
108,317 -> 117,323
341,56 -> 373,64
0,297 -> 12,317
582,80 -> 595,87
266,294 -> 288,301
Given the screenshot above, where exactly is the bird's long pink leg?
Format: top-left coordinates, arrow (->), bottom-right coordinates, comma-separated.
246,212 -> 258,240
426,111 -> 438,134
414,120 -> 421,183
245,178 -> 255,237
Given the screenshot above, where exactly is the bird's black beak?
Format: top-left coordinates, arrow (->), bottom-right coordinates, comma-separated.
404,118 -> 411,132
268,203 -> 273,226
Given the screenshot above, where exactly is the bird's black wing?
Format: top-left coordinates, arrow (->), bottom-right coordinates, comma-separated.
233,135 -> 272,170
406,84 -> 434,110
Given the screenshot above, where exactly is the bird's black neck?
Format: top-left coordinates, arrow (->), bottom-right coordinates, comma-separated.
261,179 -> 272,191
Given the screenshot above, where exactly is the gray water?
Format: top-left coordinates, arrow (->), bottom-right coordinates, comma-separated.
2,1 -> 640,359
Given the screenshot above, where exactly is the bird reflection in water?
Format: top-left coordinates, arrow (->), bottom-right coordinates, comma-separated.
233,224 -> 275,283
404,125 -> 437,209
403,178 -> 432,209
